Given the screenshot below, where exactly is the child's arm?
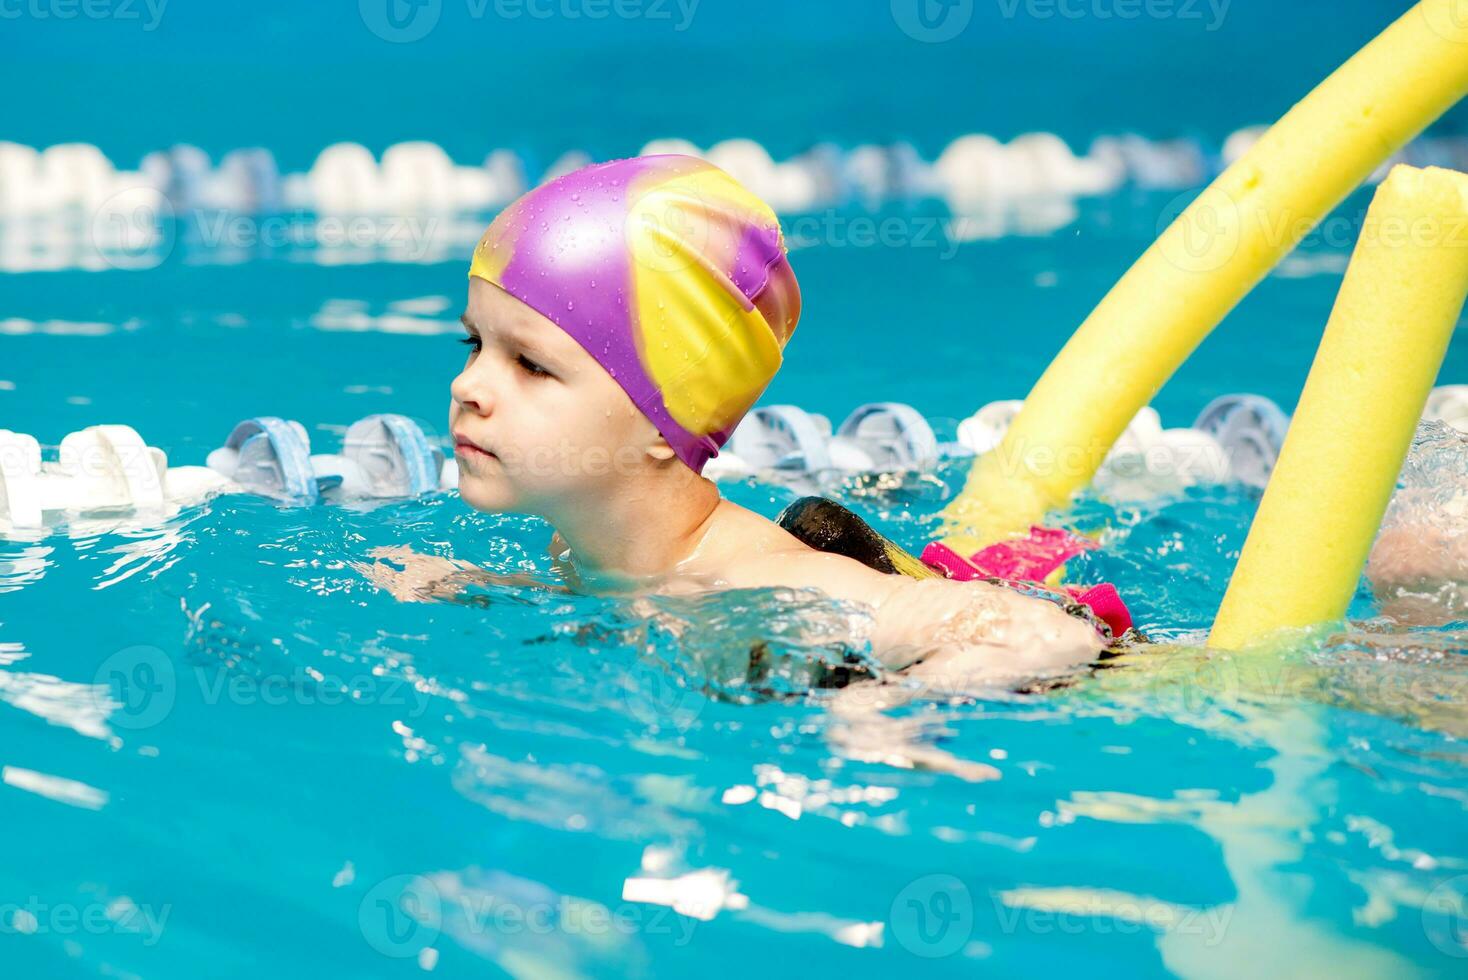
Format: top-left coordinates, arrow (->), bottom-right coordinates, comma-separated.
355,544 -> 561,602
1368,486 -> 1468,586
1368,522 -> 1468,589
866,575 -> 1106,687
719,549 -> 1105,685
1366,489 -> 1468,625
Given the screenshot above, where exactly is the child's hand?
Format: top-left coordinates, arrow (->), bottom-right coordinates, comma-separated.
355,545 -> 561,602
355,545 -> 479,602
1367,509 -> 1468,627
1368,507 -> 1468,590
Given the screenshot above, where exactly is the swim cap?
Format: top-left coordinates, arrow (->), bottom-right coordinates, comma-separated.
468,154 -> 801,474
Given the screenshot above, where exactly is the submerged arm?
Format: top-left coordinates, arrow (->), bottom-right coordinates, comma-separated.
866,575 -> 1106,689
356,544 -> 563,602
719,549 -> 1105,687
1366,487 -> 1468,626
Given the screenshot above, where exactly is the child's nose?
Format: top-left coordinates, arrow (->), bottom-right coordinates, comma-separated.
451,366 -> 494,416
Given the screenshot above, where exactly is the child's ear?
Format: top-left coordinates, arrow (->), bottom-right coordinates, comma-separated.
646,437 -> 677,463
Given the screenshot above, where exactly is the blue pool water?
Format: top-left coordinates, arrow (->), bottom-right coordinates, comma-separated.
4,179 -> 1468,977
5,2 -> 1468,976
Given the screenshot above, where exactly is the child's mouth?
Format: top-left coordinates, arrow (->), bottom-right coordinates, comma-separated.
454,436 -> 498,461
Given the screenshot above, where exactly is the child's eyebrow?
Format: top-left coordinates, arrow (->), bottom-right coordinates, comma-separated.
461,311 -> 563,362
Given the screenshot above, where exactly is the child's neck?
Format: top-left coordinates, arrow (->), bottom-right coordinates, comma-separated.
548,470 -> 724,589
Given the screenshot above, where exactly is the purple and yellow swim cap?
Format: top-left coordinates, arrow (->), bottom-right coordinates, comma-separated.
468,154 -> 801,474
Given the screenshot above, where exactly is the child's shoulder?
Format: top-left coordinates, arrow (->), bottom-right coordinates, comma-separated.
701,499 -> 817,564
687,500 -> 902,604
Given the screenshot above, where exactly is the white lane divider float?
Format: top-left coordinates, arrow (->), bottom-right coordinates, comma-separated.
0,414 -> 458,532
711,394 -> 1296,492
1191,394 -> 1293,490
0,429 -> 44,529
0,423 -> 230,534
2,387 -> 1462,533
716,402 -> 945,480
1425,384 -> 1468,432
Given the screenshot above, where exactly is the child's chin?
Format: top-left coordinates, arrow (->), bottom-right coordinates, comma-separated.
457,477 -> 518,513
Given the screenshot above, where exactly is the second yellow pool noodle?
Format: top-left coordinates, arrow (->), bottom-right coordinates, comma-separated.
1209,164 -> 1468,650
939,0 -> 1468,552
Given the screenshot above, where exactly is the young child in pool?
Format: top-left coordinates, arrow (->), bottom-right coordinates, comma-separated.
366,155 -> 1104,686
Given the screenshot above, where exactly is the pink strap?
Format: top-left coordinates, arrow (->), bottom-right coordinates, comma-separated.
920,541 -> 986,582
1067,582 -> 1133,637
919,530 -> 1133,638
968,526 -> 1098,581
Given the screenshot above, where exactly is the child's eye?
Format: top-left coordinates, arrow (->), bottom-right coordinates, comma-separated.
517,354 -> 551,379
458,336 -> 481,354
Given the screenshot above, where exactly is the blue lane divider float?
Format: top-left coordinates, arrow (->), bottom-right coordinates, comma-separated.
1192,394 -> 1293,490
309,413 -> 447,499
208,417 -> 320,503
725,404 -> 834,473
831,402 -> 941,473
347,413 -> 443,497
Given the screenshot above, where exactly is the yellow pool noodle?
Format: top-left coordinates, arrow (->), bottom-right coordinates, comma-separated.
1209,164 -> 1468,650
940,0 -> 1468,552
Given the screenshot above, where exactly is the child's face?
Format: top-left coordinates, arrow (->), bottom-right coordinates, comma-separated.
450,278 -> 668,515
